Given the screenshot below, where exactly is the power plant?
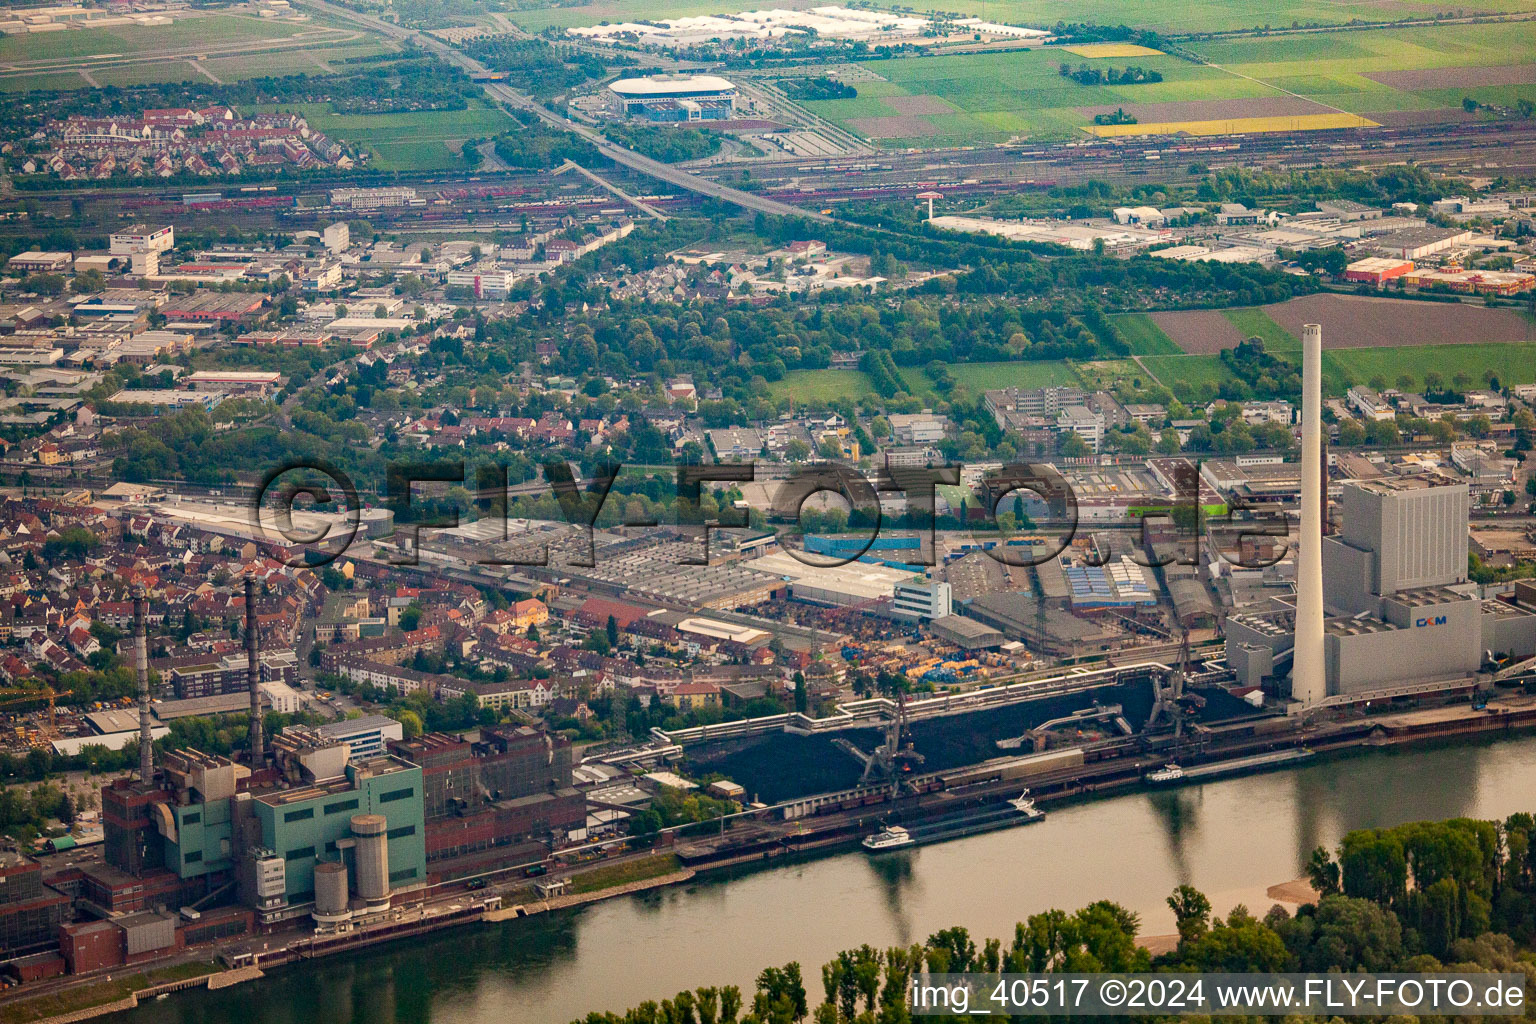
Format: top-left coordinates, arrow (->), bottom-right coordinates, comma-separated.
1225,322 -> 1536,704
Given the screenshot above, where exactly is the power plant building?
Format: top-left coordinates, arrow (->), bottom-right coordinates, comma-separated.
608,75 -> 737,122
1227,473 -> 1536,699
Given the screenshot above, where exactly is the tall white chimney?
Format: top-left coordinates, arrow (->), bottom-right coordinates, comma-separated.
1292,323 -> 1327,704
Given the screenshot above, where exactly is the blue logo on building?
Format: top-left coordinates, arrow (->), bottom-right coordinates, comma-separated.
1415,615 -> 1448,627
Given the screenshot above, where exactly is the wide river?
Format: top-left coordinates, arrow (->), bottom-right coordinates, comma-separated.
127,733 -> 1536,1024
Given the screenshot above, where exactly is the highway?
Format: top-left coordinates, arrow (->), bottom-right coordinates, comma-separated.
290,0 -> 830,222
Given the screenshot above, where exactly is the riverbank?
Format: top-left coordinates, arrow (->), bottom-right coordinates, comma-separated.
112,728 -> 1536,1024
14,692 -> 1536,1024
0,962 -> 243,1024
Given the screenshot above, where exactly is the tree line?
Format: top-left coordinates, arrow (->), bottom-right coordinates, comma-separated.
569,811 -> 1536,1024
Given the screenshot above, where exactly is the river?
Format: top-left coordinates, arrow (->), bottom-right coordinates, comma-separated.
126,733 -> 1536,1024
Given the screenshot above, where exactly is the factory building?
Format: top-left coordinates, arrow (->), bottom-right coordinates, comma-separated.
1227,473 -> 1536,699
387,726 -> 585,879
608,75 -> 737,122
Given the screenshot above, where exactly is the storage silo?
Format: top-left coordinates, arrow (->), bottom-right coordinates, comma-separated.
349,814 -> 390,909
312,860 -> 351,927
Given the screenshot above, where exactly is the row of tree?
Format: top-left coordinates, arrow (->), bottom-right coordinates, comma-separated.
570,811 -> 1536,1024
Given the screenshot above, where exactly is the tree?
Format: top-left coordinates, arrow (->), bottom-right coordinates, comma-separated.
392,708 -> 424,739
1167,884 -> 1212,943
1307,845 -> 1342,897
606,614 -> 620,648
793,670 -> 808,714
1060,432 -> 1090,458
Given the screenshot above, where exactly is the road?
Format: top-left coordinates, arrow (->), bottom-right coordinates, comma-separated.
290,0 -> 830,223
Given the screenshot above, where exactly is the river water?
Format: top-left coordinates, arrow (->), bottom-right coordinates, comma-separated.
126,734 -> 1536,1024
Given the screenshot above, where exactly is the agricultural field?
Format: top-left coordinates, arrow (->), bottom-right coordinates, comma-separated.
1111,314 -> 1183,355
0,13 -> 313,64
785,15 -> 1536,144
804,48 -> 1286,145
510,0 -> 1536,35
1221,308 -> 1298,351
1262,293 -> 1535,349
1191,21 -> 1536,124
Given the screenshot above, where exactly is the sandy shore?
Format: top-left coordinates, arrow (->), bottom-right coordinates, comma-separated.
1139,877 -> 1320,955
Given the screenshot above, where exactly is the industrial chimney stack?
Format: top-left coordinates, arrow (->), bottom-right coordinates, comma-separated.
245,573 -> 264,764
1292,323 -> 1327,705
133,585 -> 153,782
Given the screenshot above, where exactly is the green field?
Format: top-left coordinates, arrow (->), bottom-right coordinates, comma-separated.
1327,343 -> 1536,392
1222,307 -> 1298,350
1195,21 -> 1536,117
0,13 -> 311,63
1138,353 -> 1238,392
768,369 -> 876,402
509,0 -> 1536,34
943,360 -> 1082,392
1075,359 -> 1151,391
1112,313 -> 1183,355
90,61 -> 202,88
803,48 -> 1277,144
251,100 -> 512,171
0,72 -> 92,92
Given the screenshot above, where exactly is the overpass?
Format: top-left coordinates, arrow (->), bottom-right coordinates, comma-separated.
293,0 -> 830,222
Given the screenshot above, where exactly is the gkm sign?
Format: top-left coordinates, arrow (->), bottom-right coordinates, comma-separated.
248,456 -> 1291,572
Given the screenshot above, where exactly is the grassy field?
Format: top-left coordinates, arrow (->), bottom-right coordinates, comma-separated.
251,100 -> 512,171
0,13 -> 311,63
768,369 -> 876,402
943,360 -> 1082,391
1138,353 -> 1238,392
0,71 -> 92,92
1112,313 -> 1183,355
567,854 -> 682,895
1327,343 -> 1536,392
1222,307 -> 1298,350
1075,358 -> 1154,391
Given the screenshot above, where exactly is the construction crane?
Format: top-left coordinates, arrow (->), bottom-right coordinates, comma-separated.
0,687 -> 73,740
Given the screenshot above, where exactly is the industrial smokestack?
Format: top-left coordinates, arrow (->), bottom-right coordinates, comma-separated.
1292,323 -> 1327,705
245,573 -> 264,764
133,585 -> 153,782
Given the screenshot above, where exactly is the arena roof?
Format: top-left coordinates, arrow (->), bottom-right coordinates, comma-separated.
609,75 -> 736,97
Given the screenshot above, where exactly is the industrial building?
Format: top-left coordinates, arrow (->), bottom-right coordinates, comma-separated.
608,75 -> 737,122
1226,470 -> 1536,700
